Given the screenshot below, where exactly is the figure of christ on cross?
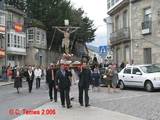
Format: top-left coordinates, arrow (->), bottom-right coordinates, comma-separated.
56,27 -> 78,54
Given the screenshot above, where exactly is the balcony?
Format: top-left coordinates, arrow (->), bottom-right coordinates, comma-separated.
142,21 -> 152,35
110,27 -> 130,45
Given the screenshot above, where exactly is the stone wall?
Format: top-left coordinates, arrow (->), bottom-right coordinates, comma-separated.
131,0 -> 160,64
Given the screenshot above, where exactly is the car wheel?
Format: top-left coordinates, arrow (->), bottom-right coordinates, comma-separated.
145,81 -> 153,92
119,81 -> 125,90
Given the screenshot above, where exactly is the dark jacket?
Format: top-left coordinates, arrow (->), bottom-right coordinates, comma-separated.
46,68 -> 57,84
78,68 -> 92,89
56,70 -> 72,89
25,71 -> 34,81
14,70 -> 22,88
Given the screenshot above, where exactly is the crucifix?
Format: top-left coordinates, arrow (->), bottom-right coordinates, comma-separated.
54,20 -> 79,54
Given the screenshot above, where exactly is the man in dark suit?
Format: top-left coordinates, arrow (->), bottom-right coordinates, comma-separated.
26,65 -> 34,93
56,64 -> 72,109
46,63 -> 57,102
78,63 -> 92,107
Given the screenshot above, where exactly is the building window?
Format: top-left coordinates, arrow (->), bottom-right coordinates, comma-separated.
8,56 -> 15,61
0,13 -> 5,26
42,33 -> 45,42
107,0 -> 111,9
124,46 -> 130,63
123,10 -> 128,28
10,34 -> 13,47
36,30 -> 40,43
7,34 -> 10,47
28,29 -> 34,40
111,0 -> 114,6
144,48 -> 152,64
23,37 -> 26,48
144,7 -> 151,22
14,35 -> 17,47
17,36 -> 20,48
20,36 -> 22,48
115,15 -> 119,31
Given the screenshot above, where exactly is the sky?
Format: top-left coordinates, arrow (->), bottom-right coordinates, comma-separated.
69,0 -> 108,47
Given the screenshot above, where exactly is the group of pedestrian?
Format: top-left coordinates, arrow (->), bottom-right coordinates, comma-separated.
12,65 -> 45,94
46,62 -> 92,109
10,61 -> 119,109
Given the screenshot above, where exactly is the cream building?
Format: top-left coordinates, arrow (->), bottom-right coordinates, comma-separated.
107,0 -> 160,65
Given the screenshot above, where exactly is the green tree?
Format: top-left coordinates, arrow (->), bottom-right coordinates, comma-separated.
6,0 -> 96,53
5,0 -> 25,11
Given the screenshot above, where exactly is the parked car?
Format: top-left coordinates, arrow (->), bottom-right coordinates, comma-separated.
118,64 -> 160,92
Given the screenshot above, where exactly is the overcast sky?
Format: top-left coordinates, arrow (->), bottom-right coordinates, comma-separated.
69,0 -> 107,47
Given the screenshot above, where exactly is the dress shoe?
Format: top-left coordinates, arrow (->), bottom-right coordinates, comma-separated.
85,104 -> 91,107
50,99 -> 53,101
54,100 -> 57,102
80,104 -> 84,106
70,97 -> 74,101
67,105 -> 72,109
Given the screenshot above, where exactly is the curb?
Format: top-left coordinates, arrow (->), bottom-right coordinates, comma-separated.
0,82 -> 14,86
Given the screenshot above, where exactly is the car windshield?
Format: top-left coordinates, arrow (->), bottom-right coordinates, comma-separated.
140,65 -> 160,73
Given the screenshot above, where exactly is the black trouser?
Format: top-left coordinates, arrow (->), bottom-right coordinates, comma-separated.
59,88 -> 70,107
48,81 -> 57,101
36,78 -> 41,88
79,86 -> 89,106
28,80 -> 33,92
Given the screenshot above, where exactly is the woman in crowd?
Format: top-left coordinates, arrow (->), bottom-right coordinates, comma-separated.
105,65 -> 113,93
14,67 -> 22,93
91,65 -> 100,92
7,66 -> 13,82
112,64 -> 119,92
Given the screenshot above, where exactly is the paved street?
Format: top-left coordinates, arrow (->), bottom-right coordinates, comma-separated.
0,80 -> 49,120
1,81 -> 160,120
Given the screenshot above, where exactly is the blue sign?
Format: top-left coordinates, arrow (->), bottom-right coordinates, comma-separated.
99,46 -> 107,53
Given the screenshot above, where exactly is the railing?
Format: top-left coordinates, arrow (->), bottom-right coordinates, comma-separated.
142,21 -> 152,34
110,27 -> 130,45
142,21 -> 152,30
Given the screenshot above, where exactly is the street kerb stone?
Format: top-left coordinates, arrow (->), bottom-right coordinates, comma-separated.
13,101 -> 144,120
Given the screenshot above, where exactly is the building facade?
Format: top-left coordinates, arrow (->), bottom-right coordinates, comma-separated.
0,0 -> 6,66
131,0 -> 160,64
107,0 -> 131,66
25,27 -> 47,66
6,6 -> 26,66
107,0 -> 160,65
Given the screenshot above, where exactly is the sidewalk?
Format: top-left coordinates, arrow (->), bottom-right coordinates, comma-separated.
0,78 -> 46,86
0,80 -> 14,86
13,102 -> 144,120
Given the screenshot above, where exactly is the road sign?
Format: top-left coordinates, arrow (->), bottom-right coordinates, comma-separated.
99,46 -> 107,53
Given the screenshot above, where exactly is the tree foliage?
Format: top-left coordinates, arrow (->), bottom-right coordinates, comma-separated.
5,0 -> 26,11
5,0 -> 96,52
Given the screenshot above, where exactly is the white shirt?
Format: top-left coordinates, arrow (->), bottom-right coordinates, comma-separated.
34,69 -> 42,78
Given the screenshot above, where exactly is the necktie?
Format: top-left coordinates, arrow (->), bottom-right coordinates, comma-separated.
52,70 -> 54,80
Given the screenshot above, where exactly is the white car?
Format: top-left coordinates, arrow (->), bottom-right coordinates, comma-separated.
118,64 -> 160,92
